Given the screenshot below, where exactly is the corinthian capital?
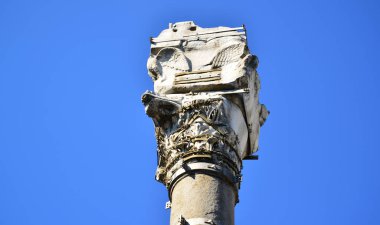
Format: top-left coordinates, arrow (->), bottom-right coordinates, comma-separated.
142,21 -> 268,225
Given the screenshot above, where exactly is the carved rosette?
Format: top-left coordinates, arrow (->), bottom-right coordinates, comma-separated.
142,21 -> 268,203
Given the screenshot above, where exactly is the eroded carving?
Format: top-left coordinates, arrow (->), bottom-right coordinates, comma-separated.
142,21 -> 268,200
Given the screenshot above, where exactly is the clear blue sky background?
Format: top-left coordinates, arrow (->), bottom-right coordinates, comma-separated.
1,0 -> 379,225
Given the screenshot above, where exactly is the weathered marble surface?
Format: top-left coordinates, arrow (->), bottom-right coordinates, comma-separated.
142,21 -> 268,225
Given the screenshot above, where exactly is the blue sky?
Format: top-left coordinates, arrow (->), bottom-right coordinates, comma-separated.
0,0 -> 379,225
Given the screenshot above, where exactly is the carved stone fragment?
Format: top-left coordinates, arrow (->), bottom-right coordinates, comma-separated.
142,21 -> 268,225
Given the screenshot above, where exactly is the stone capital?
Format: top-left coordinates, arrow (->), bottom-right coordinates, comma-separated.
142,21 -> 268,225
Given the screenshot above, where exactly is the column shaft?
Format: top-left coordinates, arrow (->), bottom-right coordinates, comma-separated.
170,173 -> 235,225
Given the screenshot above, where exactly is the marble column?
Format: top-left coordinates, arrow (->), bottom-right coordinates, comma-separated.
142,21 -> 268,225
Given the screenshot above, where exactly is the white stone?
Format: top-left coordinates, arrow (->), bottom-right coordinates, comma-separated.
142,21 -> 268,225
